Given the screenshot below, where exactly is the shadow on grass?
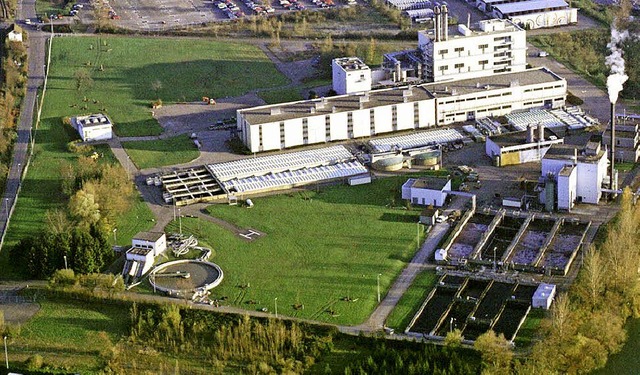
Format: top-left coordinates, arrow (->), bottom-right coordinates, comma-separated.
379,212 -> 420,223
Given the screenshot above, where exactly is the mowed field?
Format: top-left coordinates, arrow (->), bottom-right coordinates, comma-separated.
46,36 -> 288,137
2,36 -> 289,277
123,134 -> 200,169
163,178 -> 423,325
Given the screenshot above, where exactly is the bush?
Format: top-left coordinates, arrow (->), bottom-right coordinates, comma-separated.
26,354 -> 44,370
566,91 -> 584,106
50,268 -> 77,287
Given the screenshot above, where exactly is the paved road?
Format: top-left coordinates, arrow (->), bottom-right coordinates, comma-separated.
0,0 -> 46,250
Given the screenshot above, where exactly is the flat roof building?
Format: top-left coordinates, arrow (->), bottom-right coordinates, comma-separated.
72,113 -> 113,142
491,0 -> 577,29
401,177 -> 452,207
237,67 -> 566,153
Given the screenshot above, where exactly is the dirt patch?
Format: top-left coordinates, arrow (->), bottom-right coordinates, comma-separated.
0,286 -> 40,325
153,93 -> 265,136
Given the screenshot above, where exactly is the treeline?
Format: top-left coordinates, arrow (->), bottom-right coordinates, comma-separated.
10,156 -> 134,278
519,189 -> 640,373
344,338 -> 481,375
104,303 -> 334,374
0,31 -> 28,194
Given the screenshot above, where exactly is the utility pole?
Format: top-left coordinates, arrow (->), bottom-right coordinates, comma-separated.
4,336 -> 8,369
274,297 -> 278,318
377,273 -> 382,303
178,208 -> 182,234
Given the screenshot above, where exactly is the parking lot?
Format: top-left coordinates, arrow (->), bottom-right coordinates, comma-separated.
106,0 -> 349,30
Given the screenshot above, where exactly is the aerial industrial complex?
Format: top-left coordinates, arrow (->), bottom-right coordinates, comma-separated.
132,13 -> 633,341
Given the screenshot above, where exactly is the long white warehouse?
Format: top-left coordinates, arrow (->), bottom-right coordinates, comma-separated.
237,67 -> 567,153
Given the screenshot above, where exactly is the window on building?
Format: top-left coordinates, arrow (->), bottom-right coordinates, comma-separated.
439,65 -> 449,71
454,63 -> 464,69
479,60 -> 489,65
454,47 -> 464,53
479,44 -> 488,49
438,49 -> 448,55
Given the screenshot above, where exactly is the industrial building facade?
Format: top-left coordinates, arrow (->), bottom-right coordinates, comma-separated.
417,18 -> 527,82
237,68 -> 567,153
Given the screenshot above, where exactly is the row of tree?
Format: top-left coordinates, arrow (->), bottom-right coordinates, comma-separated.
0,32 -> 28,195
108,304 -> 333,373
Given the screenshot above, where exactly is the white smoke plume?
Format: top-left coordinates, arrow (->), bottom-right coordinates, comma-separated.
606,28 -> 629,104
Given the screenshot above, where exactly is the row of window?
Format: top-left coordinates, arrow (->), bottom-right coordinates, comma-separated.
437,43 -> 491,55
524,84 -> 564,93
443,91 -> 511,105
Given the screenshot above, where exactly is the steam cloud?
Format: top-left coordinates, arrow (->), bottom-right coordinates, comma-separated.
606,28 -> 629,104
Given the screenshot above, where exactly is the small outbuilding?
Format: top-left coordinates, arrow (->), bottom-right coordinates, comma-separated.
420,206 -> 440,226
72,113 -> 113,141
402,177 -> 451,207
435,248 -> 448,262
532,283 -> 556,309
123,232 -> 167,280
8,25 -> 23,43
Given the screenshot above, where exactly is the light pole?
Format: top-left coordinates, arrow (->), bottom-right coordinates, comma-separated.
63,255 -> 68,270
377,273 -> 382,303
4,198 -> 8,218
178,208 -> 182,234
449,317 -> 456,332
173,202 -> 176,221
274,297 -> 278,318
493,246 -> 497,272
113,228 -> 117,245
3,335 -> 8,369
416,221 -> 421,250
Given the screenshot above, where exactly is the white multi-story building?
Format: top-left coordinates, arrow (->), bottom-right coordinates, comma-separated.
332,57 -> 372,95
237,67 -> 566,153
417,15 -> 527,82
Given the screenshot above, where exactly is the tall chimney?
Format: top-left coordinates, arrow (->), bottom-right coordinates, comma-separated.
538,123 -> 544,142
434,6 -> 441,42
467,13 -> 471,29
442,5 -> 449,41
610,102 -> 616,190
526,124 -> 534,143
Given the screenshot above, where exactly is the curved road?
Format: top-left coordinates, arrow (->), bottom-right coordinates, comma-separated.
0,0 -> 46,249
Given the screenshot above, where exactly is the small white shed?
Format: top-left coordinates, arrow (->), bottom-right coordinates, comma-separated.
435,248 -> 448,262
532,283 -> 556,309
72,113 -> 113,141
401,177 -> 451,207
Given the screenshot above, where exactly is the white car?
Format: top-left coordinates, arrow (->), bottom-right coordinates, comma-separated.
435,215 -> 448,223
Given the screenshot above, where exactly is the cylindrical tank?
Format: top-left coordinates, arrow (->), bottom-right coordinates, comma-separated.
413,151 -> 440,166
372,156 -> 404,171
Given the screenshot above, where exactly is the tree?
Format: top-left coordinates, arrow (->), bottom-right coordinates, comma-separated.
576,247 -> 605,310
366,38 -> 377,65
74,69 -> 94,92
444,328 -> 464,348
69,189 -> 101,226
474,330 -> 513,375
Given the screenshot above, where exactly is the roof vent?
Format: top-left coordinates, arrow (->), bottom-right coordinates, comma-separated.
270,107 -> 282,115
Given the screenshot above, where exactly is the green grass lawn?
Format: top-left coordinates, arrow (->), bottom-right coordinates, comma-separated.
258,87 -> 304,104
513,308 -> 545,350
123,134 -> 200,170
47,36 -> 289,137
11,294 -> 130,373
385,269 -> 438,331
159,178 -> 422,325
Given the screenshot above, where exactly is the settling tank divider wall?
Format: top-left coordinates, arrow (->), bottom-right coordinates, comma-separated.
501,214 -> 534,263
470,209 -> 506,260
532,218 -> 563,268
